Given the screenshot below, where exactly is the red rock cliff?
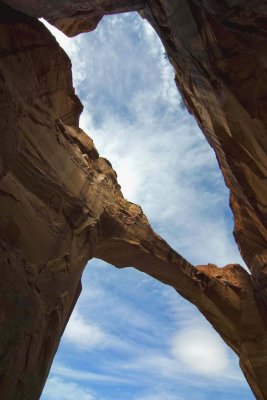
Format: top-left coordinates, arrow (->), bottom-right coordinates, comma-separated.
1,1 -> 267,399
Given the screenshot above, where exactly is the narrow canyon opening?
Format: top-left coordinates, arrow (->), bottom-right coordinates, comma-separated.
40,13 -> 251,400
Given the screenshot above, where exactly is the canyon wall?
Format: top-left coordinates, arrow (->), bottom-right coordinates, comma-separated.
1,1 -> 267,399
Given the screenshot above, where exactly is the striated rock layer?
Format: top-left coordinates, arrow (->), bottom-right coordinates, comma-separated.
1,1 -> 267,399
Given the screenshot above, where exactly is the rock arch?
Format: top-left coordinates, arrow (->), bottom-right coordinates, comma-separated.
0,1 -> 267,399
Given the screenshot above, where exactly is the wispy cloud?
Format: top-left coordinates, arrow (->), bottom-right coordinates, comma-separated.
42,376 -> 96,400
52,363 -> 133,384
63,309 -> 118,351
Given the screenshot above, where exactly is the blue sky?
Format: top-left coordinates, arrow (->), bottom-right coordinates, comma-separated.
41,13 -> 254,400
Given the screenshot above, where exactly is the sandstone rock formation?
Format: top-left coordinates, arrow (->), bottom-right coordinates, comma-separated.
1,1 -> 267,399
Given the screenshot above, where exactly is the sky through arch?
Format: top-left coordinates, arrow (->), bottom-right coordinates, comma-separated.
40,12 -> 253,400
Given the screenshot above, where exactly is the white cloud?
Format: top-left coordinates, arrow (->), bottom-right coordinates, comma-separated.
41,376 -> 96,400
63,309 -> 118,350
171,326 -> 229,376
108,344 -> 243,388
52,363 -> 132,384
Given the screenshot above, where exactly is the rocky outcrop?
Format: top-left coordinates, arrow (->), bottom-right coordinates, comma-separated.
1,0 -> 146,36
1,1 -> 267,399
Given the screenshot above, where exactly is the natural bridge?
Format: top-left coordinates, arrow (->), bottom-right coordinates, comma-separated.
0,1 -> 267,399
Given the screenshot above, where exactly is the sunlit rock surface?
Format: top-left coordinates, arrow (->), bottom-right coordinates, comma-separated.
1,1 -> 267,399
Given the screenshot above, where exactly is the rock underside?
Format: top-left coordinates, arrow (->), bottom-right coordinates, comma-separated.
0,0 -> 267,399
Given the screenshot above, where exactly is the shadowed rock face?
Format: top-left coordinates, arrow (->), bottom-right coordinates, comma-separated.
1,0 -> 267,399
1,0 -> 146,36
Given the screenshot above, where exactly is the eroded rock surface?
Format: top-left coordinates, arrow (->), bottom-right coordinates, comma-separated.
1,0 -> 146,36
1,1 -> 267,399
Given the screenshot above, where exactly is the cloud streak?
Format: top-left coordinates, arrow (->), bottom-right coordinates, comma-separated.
63,309 -> 118,351
42,376 -> 96,400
